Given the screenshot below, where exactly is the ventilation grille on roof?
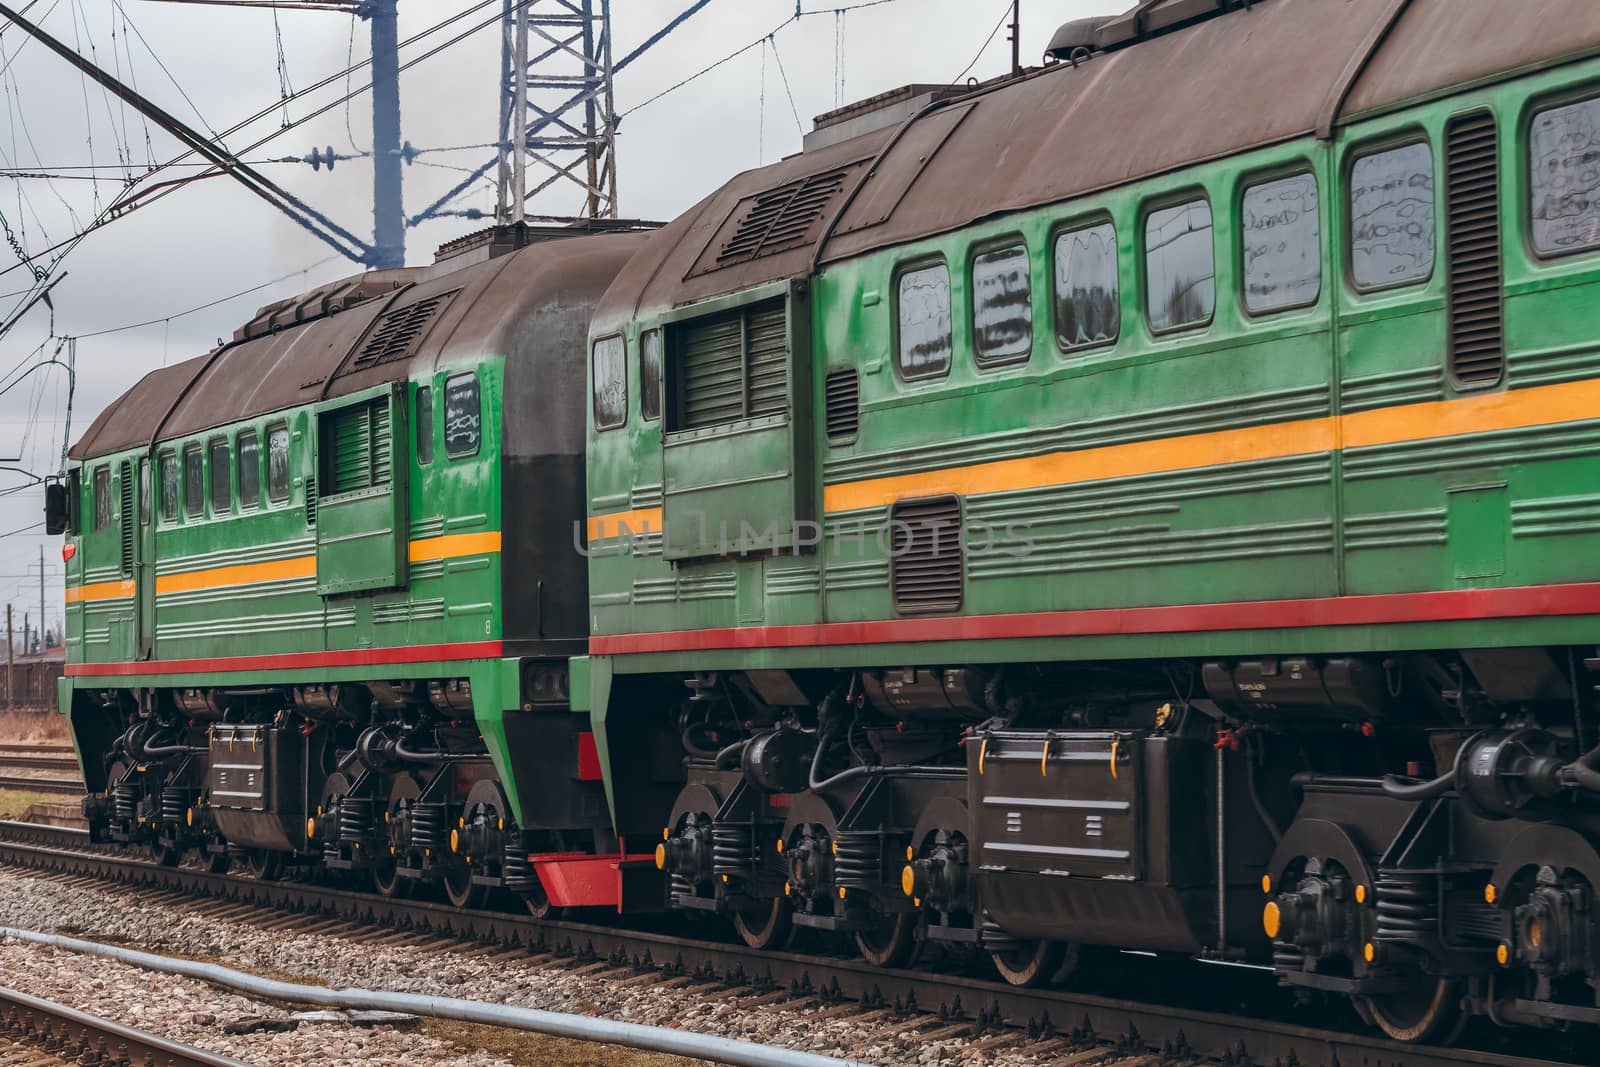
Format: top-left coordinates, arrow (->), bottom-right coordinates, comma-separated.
1446,112 -> 1503,385
688,163 -> 864,279
350,291 -> 458,371
824,368 -> 859,442
890,496 -> 963,616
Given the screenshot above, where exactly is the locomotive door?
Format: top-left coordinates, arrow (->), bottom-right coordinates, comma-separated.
313,382 -> 410,595
657,279 -> 814,560
135,456 -> 155,659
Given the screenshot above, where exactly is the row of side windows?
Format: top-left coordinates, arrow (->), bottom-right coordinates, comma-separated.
88,374 -> 485,532
155,426 -> 293,526
891,91 -> 1600,382
894,168 -> 1323,380
589,92 -> 1600,424
87,428 -> 291,534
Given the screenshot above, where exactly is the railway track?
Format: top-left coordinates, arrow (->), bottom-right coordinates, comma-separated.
0,754 -> 78,772
0,983 -> 247,1066
0,775 -> 81,795
0,744 -> 84,796
0,820 -> 1582,1067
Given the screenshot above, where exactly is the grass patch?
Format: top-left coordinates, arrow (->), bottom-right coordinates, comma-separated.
423,1019 -> 711,1067
0,712 -> 67,745
0,788 -> 57,819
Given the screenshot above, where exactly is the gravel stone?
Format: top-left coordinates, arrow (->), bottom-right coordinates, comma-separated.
0,866 -> 1151,1066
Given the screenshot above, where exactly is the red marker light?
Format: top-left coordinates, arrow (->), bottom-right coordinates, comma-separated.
61,543 -> 76,562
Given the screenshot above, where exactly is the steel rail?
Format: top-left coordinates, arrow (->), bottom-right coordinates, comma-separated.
0,823 -> 1580,1067
0,983 -> 251,1067
0,755 -> 79,772
0,775 -> 81,794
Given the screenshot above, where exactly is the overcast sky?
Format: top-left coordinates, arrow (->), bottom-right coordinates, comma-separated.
0,0 -> 1117,637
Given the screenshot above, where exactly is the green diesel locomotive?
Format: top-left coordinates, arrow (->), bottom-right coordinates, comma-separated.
583,0 -> 1600,1041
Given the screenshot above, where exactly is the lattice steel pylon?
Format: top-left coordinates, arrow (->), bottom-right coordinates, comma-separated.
496,0 -> 618,223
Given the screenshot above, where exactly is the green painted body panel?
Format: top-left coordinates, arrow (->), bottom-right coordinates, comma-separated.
584,55 -> 1600,777
61,357 -> 531,817
64,357 -> 504,670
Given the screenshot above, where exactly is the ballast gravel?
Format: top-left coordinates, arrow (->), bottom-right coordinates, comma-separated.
0,867 -> 1147,1066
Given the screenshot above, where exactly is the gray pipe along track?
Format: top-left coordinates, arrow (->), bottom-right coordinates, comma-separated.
0,927 -> 869,1067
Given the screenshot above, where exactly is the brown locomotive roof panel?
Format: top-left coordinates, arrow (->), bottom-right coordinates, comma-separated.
594,0 -> 1600,329
71,232 -> 646,461
1341,0 -> 1600,118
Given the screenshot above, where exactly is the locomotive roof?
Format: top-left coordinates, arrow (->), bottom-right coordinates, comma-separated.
71,231 -> 646,461
594,0 -> 1600,325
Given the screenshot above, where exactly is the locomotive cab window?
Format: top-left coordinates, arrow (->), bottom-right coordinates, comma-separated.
208,439 -> 231,515
92,465 -> 109,532
266,425 -> 290,502
1242,172 -> 1322,314
1349,140 -> 1435,290
183,446 -> 203,518
415,387 -> 433,465
592,335 -> 626,431
1145,196 -> 1215,332
444,372 -> 481,458
640,329 -> 662,422
137,458 -> 151,526
238,431 -> 260,509
1530,94 -> 1600,257
971,240 -> 1033,367
159,450 -> 178,522
1054,220 -> 1119,352
896,261 -> 952,380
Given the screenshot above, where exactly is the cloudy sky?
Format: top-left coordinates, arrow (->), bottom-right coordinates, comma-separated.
0,0 -> 1117,638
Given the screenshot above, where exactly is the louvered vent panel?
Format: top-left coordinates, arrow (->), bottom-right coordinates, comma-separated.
824,369 -> 859,441
304,474 -> 317,528
716,167 -> 851,267
678,315 -> 745,429
1446,112 -> 1504,385
890,496 -> 963,616
119,461 -> 134,577
350,291 -> 456,370
745,302 -> 789,418
370,401 -> 392,486
329,404 -> 374,494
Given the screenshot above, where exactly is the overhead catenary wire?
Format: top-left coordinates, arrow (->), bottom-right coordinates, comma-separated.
0,0 -> 510,289
69,254 -> 340,339
955,0 -> 1013,83
618,0 -> 912,121
768,33 -> 803,136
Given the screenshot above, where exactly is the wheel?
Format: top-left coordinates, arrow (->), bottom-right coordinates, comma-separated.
1360,977 -> 1462,1043
520,873 -> 564,920
732,895 -> 793,950
371,776 -> 418,898
372,855 -> 409,898
205,848 -> 231,875
151,841 -> 181,868
443,864 -> 485,909
245,849 -> 284,882
990,938 -> 1070,988
855,910 -> 917,968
